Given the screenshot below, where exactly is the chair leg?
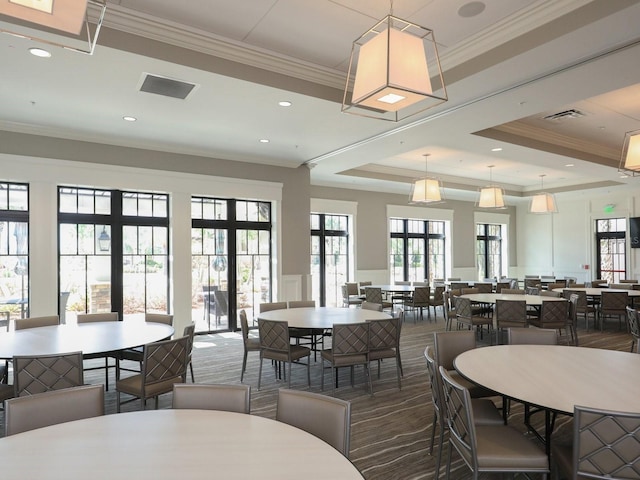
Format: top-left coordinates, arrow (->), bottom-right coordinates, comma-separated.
258,356 -> 263,390
116,391 -> 121,413
435,418 -> 445,480
189,362 -> 195,382
241,351 -> 248,382
306,357 -> 310,388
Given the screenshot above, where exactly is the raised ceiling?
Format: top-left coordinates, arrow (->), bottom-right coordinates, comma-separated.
1,0 -> 640,203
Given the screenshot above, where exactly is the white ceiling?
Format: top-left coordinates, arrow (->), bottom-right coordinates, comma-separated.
1,0 -> 640,203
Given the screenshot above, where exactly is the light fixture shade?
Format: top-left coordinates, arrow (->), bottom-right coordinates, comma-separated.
529,192 -> 558,213
477,186 -> 506,209
0,0 -> 106,54
410,177 -> 443,204
342,15 -> 447,122
621,129 -> 640,172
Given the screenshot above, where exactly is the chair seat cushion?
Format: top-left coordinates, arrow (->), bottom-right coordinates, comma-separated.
263,345 -> 310,362
246,337 -> 260,350
475,425 -> 549,470
471,398 -> 504,425
321,350 -> 367,367
448,370 -> 495,398
369,348 -> 396,361
116,374 -> 182,398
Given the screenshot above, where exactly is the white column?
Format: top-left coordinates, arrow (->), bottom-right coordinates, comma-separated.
169,192 -> 192,337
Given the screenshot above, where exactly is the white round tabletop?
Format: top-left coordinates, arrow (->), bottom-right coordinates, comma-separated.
368,284 -> 415,293
0,409 -> 364,480
0,321 -> 175,359
454,345 -> 640,414
257,307 -> 390,329
461,293 -> 566,306
553,287 -> 640,297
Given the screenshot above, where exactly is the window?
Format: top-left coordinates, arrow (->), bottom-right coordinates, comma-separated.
192,197 -> 272,333
0,183 -> 29,321
389,218 -> 445,283
59,188 -> 170,322
311,213 -> 350,307
596,218 -> 626,283
476,223 -> 502,281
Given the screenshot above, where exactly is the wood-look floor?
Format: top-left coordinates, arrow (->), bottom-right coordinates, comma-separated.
22,312 -> 640,479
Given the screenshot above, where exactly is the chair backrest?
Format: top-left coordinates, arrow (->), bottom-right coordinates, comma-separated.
610,283 -> 633,290
507,328 -> 558,345
454,296 -> 473,319
172,383 -> 251,413
76,312 -> 118,323
626,307 -> 640,351
474,282 -> 493,293
548,281 -> 566,290
432,285 -> 445,304
345,282 -> 359,296
240,309 -> 251,345
395,281 -> 410,285
540,290 -> 561,297
433,330 -> 476,371
495,281 -> 511,293
141,336 -> 190,391
524,278 -> 541,289
501,288 -> 525,295
4,384 -> 104,436
413,281 -> 428,286
258,319 -> 291,354
601,291 -> 629,311
495,299 -> 527,326
331,323 -> 369,356
182,322 -> 196,366
213,290 -> 229,315
540,300 -> 569,323
13,351 -> 85,396
461,287 -> 479,295
367,317 -> 400,352
412,286 -> 430,306
14,315 -> 60,330
590,279 -> 608,288
525,286 -> 540,295
259,302 -> 288,313
572,405 -> 640,479
568,294 -> 579,325
361,301 -> 382,312
450,282 -> 469,291
276,388 -> 352,458
364,287 -> 383,304
288,300 -> 315,308
424,347 -> 444,423
439,366 -> 477,470
144,313 -> 174,325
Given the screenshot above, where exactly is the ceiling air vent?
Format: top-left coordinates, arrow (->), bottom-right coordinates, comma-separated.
542,109 -> 585,121
139,73 -> 197,100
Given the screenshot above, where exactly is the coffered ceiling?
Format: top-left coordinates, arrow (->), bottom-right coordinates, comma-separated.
1,0 -> 640,203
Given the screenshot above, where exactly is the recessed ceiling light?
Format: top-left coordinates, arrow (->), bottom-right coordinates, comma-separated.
458,1 -> 485,18
565,163 -> 574,167
123,116 -> 137,122
259,139 -> 270,143
29,47 -> 51,58
491,148 -> 502,152
278,101 -> 292,107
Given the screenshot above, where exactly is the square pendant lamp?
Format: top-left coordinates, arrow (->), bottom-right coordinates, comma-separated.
477,165 -> 506,209
529,174 -> 558,214
0,0 -> 106,54
342,12 -> 447,122
620,129 -> 640,174
410,153 -> 444,204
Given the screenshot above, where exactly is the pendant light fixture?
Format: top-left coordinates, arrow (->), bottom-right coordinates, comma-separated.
341,0 -> 447,121
619,129 -> 640,175
477,165 -> 506,209
529,174 -> 558,214
410,154 -> 444,204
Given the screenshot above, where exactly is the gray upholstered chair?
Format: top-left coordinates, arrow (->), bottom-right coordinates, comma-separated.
76,311 -> 119,390
117,313 -> 175,377
240,309 -> 260,382
599,290 -> 629,331
528,300 -> 569,341
424,347 -> 503,479
563,289 -> 596,330
474,282 -> 493,293
172,383 -> 251,413
288,300 -> 315,308
367,316 -> 402,390
507,327 -> 558,345
405,286 -> 430,322
115,335 -> 189,412
364,287 -> 392,310
14,315 -> 60,330
183,322 -> 196,383
341,284 -> 362,308
321,322 -> 371,396
439,366 -> 549,479
430,285 -> 445,319
494,299 -> 527,344
276,388 -> 352,458
495,281 -> 511,293
13,350 -> 85,396
626,306 -> 640,353
259,302 -> 288,313
257,319 -> 310,390
552,405 -> 640,479
501,288 -> 525,295
4,384 -> 104,436
453,296 -> 492,339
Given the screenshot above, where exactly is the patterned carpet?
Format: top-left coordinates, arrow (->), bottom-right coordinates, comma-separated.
82,315 -> 637,479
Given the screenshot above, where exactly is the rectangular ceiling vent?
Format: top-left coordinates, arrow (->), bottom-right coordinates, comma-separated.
139,73 -> 197,100
542,109 -> 585,121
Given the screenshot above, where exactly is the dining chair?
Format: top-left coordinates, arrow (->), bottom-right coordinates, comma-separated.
358,281 -> 372,296
117,313 -> 175,377
259,302 -> 288,313
257,318 -> 310,390
599,290 -> 628,331
201,285 -> 218,329
276,388 -> 352,458
240,309 -> 260,382
564,289 -> 596,331
13,350 -> 85,396
453,296 -> 492,340
288,300 -> 315,308
474,282 -> 493,293
439,366 -> 549,480
76,311 -> 119,390
430,285 -> 445,319
13,315 -> 60,330
341,284 -> 363,308
364,287 -> 392,311
424,347 -> 503,480
183,322 -> 196,383
321,322 -> 371,396
626,306 -> 640,353
172,383 -> 251,413
4,384 -> 104,436
566,293 -> 579,346
506,328 -> 558,346
115,335 -> 190,412
494,299 -> 527,344
528,300 -> 569,342
552,405 -> 640,480
361,301 -> 382,311
442,291 -> 456,331
501,289 -> 525,295
366,316 -> 402,390
405,286 -> 430,322
495,281 -> 511,293
213,289 -> 229,326
286,300 -> 321,354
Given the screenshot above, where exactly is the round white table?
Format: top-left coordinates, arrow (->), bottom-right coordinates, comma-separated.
454,345 -> 640,414
461,293 -> 566,307
0,409 -> 364,479
0,321 -> 175,359
368,284 -> 415,293
257,307 -> 390,329
553,287 -> 640,298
